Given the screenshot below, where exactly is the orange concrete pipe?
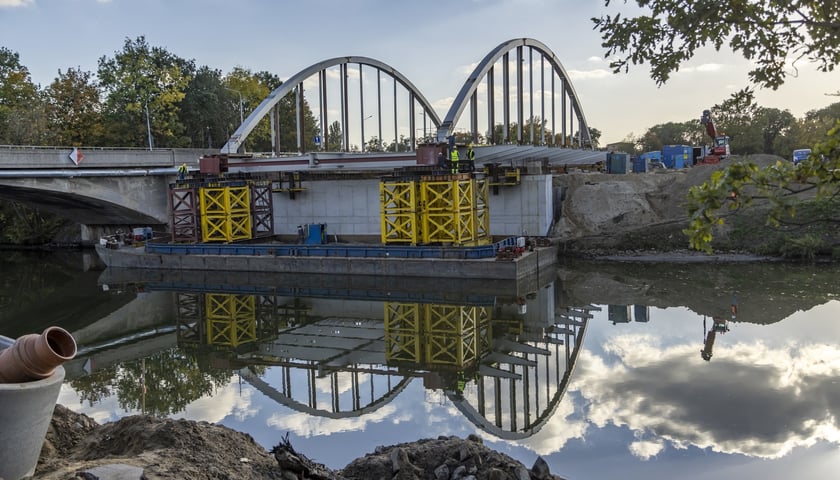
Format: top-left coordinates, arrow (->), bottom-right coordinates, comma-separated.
0,327 -> 77,383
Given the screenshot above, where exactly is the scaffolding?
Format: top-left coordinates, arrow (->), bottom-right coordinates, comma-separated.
169,176 -> 275,243
380,172 -> 490,246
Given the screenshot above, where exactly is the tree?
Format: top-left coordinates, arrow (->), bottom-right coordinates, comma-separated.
637,121 -> 699,152
593,1 -> 840,90
44,68 -> 104,146
180,66 -> 232,148
595,1 -> 840,252
326,120 -> 343,151
0,47 -> 45,144
98,36 -> 193,148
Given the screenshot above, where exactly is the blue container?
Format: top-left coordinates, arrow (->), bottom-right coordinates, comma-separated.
632,156 -> 647,173
607,153 -> 628,174
640,150 -> 661,162
662,145 -> 692,169
608,305 -> 631,324
304,223 -> 327,244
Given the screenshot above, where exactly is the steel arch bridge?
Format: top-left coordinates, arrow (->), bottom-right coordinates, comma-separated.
221,38 -> 593,156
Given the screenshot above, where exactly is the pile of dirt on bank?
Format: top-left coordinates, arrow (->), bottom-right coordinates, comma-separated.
553,155 -> 789,251
36,404 -> 566,480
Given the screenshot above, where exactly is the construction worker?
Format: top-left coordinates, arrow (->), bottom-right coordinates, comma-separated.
450,147 -> 460,174
467,144 -> 475,172
177,163 -> 187,182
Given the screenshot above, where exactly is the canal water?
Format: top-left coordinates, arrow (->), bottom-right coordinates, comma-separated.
1,250 -> 839,479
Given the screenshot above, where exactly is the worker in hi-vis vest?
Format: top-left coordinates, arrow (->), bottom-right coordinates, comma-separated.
450,148 -> 460,174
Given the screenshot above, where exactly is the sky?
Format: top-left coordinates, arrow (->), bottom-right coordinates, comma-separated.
2,0 -> 839,145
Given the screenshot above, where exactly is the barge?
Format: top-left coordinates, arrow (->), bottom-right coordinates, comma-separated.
94,237 -> 558,280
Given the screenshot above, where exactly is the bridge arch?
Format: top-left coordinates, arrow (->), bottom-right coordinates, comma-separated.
221,57 -> 442,155
437,38 -> 593,149
447,315 -> 589,440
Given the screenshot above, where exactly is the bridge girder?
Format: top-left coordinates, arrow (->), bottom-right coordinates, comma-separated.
221,57 -> 442,155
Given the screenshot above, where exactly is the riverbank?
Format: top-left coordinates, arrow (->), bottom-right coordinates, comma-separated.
37,404 -> 566,480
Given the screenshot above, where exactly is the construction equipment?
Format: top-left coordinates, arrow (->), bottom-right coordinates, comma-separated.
699,109 -> 730,164
700,316 -> 729,361
701,295 -> 737,361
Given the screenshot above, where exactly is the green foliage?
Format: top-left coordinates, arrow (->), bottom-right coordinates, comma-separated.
44,68 -> 104,146
685,121 -> 840,252
637,120 -> 702,152
593,1 -> 840,89
97,36 -> 193,147
0,201 -> 68,245
0,47 -> 46,144
779,234 -> 826,261
70,348 -> 232,416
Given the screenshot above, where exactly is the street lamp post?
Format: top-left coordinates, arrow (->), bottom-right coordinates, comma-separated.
361,114 -> 373,152
226,87 -> 244,126
144,101 -> 153,150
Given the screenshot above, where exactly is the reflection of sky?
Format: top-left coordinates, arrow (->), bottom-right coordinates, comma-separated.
59,300 -> 840,477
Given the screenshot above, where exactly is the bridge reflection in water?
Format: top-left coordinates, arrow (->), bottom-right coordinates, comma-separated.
97,268 -> 592,440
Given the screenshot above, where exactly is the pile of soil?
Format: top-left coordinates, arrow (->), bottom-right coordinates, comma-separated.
553,155 -> 798,252
35,404 -> 566,480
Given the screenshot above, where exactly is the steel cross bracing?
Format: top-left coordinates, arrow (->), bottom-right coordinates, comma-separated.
220,38 -> 593,157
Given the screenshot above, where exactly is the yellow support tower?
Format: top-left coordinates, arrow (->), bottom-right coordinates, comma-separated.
384,303 -> 423,364
421,176 -> 477,245
425,304 -> 479,368
199,185 -> 252,242
380,180 -> 420,245
205,293 -> 257,348
470,178 -> 491,246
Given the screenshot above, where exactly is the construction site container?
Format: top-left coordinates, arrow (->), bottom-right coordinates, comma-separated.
662,145 -> 692,169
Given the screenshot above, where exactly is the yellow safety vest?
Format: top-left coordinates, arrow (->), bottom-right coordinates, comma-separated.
450,150 -> 460,161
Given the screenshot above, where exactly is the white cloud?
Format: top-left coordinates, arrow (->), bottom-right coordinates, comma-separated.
678,63 -> 725,74
0,0 -> 33,7
629,439 -> 665,460
568,69 -> 613,80
571,337 -> 840,459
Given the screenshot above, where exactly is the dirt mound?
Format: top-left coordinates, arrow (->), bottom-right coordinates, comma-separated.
36,405 -> 566,480
552,154 -> 791,251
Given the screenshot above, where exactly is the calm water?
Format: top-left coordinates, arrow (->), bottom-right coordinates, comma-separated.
2,250 -> 839,479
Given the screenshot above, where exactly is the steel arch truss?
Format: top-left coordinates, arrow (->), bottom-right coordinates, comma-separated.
436,38 -> 593,149
221,57 -> 442,155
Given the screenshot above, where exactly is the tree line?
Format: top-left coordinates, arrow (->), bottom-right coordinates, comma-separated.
0,36 -> 323,152
627,89 -> 839,159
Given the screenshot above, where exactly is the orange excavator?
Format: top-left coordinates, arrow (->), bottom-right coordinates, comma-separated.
701,295 -> 737,361
699,109 -> 730,164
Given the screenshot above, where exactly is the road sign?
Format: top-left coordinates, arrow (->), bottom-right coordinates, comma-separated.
314,135 -> 321,146
69,147 -> 84,165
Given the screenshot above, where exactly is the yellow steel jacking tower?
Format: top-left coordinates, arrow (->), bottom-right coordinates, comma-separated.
425,304 -> 478,367
471,179 -> 491,245
384,302 -> 492,368
384,303 -> 423,363
380,180 -> 420,245
205,293 -> 257,347
380,174 -> 491,246
199,185 -> 253,242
